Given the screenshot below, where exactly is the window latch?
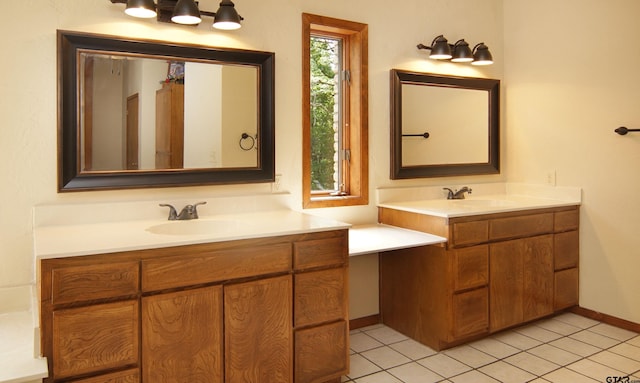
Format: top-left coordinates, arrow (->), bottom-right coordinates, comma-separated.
342,70 -> 351,85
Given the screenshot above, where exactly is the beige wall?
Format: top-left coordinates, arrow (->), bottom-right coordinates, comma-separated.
3,0 -> 637,325
503,0 -> 640,324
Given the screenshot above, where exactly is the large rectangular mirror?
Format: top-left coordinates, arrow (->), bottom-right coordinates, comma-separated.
390,70 -> 499,179
58,30 -> 275,191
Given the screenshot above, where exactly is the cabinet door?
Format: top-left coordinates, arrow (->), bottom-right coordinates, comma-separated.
555,268 -> 579,310
69,368 -> 139,383
52,300 -> 139,380
142,286 -> 223,383
523,235 -> 554,322
225,275 -> 292,383
490,240 -> 524,332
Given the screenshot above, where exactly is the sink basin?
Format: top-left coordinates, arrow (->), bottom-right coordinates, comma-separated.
146,219 -> 243,236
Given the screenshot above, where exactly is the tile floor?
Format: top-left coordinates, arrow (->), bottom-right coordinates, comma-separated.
343,313 -> 640,383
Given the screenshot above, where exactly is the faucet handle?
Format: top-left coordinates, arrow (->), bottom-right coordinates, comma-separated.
443,188 -> 454,200
191,201 -> 207,218
159,204 -> 178,220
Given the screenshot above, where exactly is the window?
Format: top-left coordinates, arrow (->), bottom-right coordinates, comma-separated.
302,13 -> 368,208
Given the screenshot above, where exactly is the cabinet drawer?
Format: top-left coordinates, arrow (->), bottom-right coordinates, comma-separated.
69,368 -> 139,383
554,268 -> 579,310
142,243 -> 292,291
554,230 -> 579,270
293,236 -> 347,270
51,261 -> 139,305
52,300 -> 139,379
451,221 -> 488,247
452,287 -> 488,339
555,209 -> 579,232
295,320 -> 348,383
452,245 -> 488,292
490,213 -> 553,240
295,268 -> 346,327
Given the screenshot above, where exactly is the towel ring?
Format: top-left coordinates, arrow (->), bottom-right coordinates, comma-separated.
239,133 -> 256,151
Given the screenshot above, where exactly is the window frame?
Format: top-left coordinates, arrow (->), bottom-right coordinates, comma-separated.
302,13 -> 369,209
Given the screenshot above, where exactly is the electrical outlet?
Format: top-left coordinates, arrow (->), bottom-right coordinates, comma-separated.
271,173 -> 282,192
546,170 -> 556,186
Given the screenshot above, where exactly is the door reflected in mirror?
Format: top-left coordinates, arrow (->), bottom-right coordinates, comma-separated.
80,52 -> 258,172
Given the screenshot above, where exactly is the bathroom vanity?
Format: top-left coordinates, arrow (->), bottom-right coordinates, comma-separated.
35,210 -> 350,383
377,195 -> 580,350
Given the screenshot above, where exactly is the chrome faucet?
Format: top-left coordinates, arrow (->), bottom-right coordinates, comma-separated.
443,186 -> 472,200
159,202 -> 207,220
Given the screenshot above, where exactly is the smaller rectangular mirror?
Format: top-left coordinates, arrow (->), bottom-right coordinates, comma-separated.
390,70 -> 500,179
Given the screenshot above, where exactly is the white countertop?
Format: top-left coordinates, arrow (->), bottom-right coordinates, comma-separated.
378,194 -> 581,219
34,210 -> 350,259
0,312 -> 48,383
348,224 -> 446,256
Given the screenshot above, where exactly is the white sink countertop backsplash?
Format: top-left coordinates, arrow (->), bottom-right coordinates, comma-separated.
377,183 -> 582,219
33,196 -> 350,259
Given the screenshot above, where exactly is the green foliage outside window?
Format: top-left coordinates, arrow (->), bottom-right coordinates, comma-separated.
310,37 -> 339,191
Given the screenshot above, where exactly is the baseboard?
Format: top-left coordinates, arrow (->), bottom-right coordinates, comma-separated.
349,314 -> 380,330
570,306 -> 640,333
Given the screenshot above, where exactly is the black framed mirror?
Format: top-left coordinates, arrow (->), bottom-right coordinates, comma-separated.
390,69 -> 499,179
58,30 -> 275,191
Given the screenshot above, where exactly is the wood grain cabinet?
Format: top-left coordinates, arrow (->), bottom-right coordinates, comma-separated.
379,205 -> 579,350
39,230 -> 348,383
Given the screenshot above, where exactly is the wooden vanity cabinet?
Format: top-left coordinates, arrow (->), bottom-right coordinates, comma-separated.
379,205 -> 579,350
39,229 -> 349,383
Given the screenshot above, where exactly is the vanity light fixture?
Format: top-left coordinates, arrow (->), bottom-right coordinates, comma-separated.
417,35 -> 494,65
110,0 -> 243,30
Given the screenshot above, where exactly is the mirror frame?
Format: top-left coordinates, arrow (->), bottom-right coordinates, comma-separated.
390,69 -> 500,179
57,30 -> 275,191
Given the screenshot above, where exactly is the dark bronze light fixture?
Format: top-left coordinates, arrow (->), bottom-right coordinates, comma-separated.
417,35 -> 493,65
111,0 -> 243,30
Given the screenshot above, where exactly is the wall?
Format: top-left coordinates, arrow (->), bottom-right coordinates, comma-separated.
503,0 -> 640,323
1,0 -> 505,317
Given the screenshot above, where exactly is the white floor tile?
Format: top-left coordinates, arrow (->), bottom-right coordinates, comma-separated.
549,336 -> 602,357
417,354 -> 472,378
449,370 -> 500,383
609,342 -> 640,362
567,359 -> 625,382
589,323 -> 638,342
478,360 -> 536,383
351,332 -> 384,353
543,367 -> 600,382
570,329 -> 622,349
361,346 -> 411,370
492,330 -> 542,350
389,338 -> 437,360
444,345 -> 497,368
354,371 -> 402,383
627,335 -> 640,348
515,324 -> 564,342
348,354 -> 383,379
504,351 -> 561,376
528,344 -> 582,365
469,337 -> 520,358
589,350 -> 640,374
552,312 -> 600,329
534,318 -> 582,336
365,326 -> 408,345
387,362 -> 443,383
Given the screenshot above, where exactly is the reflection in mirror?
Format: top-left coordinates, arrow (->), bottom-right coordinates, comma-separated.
58,30 -> 275,191
79,53 -> 258,172
391,69 -> 499,179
